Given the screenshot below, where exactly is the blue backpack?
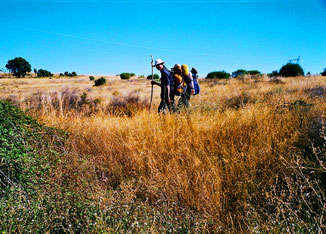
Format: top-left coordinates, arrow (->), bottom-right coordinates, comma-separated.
163,67 -> 174,90
192,74 -> 200,95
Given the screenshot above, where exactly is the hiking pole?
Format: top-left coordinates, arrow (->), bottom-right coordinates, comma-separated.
149,55 -> 154,115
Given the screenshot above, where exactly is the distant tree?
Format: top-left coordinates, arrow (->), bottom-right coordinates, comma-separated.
37,69 -> 53,77
279,63 -> 304,77
59,73 -> 64,76
232,69 -> 247,78
247,70 -> 261,76
5,57 -> 32,78
147,74 -> 160,80
130,73 -> 135,77
321,68 -> 326,76
306,72 -> 311,76
62,71 -> 76,77
120,73 -> 131,80
89,76 -> 95,81
268,70 -> 279,77
94,77 -> 107,86
33,68 -> 37,76
206,71 -> 231,79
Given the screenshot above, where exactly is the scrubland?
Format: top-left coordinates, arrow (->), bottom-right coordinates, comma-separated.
0,75 -> 325,232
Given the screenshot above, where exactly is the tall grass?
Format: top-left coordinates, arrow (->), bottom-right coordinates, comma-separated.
3,76 -> 326,232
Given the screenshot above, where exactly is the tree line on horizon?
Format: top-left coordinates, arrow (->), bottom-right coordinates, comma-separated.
206,63 -> 324,79
2,57 -> 77,78
2,57 -> 326,79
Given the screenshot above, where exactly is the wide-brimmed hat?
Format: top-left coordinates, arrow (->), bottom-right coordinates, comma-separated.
153,59 -> 165,67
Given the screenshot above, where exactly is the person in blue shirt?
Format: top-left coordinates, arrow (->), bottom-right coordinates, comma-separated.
151,58 -> 174,113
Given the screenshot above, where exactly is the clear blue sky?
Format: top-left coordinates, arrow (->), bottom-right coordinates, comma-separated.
0,0 -> 325,77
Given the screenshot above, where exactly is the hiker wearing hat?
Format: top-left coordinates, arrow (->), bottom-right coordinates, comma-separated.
151,59 -> 174,113
191,67 -> 198,80
179,64 -> 195,108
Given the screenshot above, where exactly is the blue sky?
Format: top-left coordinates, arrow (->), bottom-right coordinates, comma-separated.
0,0 -> 325,77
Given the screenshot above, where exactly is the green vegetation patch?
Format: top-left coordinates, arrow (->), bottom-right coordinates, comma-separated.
0,100 -> 67,232
206,71 -> 231,79
0,100 -> 63,191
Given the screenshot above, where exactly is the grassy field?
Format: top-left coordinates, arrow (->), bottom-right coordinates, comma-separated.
0,74 -> 325,232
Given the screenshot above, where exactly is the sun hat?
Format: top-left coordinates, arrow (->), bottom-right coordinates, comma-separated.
191,67 -> 198,74
153,59 -> 165,67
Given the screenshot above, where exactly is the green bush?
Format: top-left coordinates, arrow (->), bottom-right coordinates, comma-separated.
247,70 -> 261,76
206,71 -> 231,79
59,73 -> 64,76
147,74 -> 159,80
63,71 -> 77,77
279,63 -> 304,77
89,76 -> 95,81
321,68 -> 326,76
130,73 -> 135,77
36,69 -> 53,77
232,69 -> 261,78
268,70 -> 279,77
232,69 -> 247,78
120,73 -> 131,80
94,77 -> 107,86
138,75 -> 145,79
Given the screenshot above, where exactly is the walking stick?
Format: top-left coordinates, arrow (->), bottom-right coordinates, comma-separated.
149,55 -> 154,114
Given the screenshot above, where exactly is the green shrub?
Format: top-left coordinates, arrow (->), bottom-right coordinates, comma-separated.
247,70 -> 261,76
36,69 -> 53,77
130,73 -> 135,77
206,71 -> 231,79
120,73 -> 131,80
147,74 -> 159,80
232,69 -> 261,78
268,70 -> 279,77
232,69 -> 247,78
63,71 -> 77,77
321,68 -> 326,76
279,63 -> 304,77
59,73 -> 64,76
94,77 -> 107,86
89,76 -> 95,81
138,75 -> 145,79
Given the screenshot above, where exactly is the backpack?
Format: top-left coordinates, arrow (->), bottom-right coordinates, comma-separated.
173,74 -> 185,96
192,74 -> 200,95
163,66 -> 174,90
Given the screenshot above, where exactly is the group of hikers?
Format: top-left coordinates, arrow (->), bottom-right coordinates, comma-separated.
151,58 -> 200,113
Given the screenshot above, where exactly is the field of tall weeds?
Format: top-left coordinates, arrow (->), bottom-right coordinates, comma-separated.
1,75 -> 325,232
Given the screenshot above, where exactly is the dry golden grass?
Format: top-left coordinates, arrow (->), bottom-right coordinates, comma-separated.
2,75 -> 326,232
0,75 -> 152,104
